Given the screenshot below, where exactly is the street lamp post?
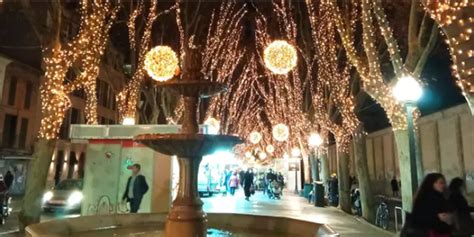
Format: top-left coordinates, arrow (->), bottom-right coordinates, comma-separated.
308,133 -> 323,181
393,75 -> 423,194
291,147 -> 301,195
308,133 -> 324,207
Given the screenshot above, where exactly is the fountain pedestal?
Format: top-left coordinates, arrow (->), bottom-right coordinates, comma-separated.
135,80 -> 241,237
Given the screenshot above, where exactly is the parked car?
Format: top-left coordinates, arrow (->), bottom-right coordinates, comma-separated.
42,179 -> 83,212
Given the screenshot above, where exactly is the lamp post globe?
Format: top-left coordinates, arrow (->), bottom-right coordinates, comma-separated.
291,147 -> 301,157
308,133 -> 323,147
392,75 -> 422,103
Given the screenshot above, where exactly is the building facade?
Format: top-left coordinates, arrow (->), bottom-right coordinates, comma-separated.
0,55 -> 41,195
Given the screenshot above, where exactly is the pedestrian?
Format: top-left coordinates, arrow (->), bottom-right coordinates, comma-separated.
401,173 -> 452,237
228,171 -> 239,196
239,169 -> 245,187
122,164 -> 149,213
4,171 -> 13,189
448,177 -> 474,235
277,172 -> 285,187
265,169 -> 276,195
329,175 -> 339,206
391,176 -> 400,197
243,168 -> 254,201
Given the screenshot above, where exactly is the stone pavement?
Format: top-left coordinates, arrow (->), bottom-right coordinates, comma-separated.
203,191 -> 395,237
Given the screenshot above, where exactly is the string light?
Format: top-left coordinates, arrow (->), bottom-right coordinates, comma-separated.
39,1 -> 118,139
327,0 -> 407,130
144,46 -> 179,82
422,1 -> 474,100
117,1 -> 158,124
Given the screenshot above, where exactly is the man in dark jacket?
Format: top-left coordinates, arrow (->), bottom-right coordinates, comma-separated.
122,164 -> 149,213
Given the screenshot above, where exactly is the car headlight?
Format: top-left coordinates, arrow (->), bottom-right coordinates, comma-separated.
42,191 -> 53,203
67,191 -> 83,206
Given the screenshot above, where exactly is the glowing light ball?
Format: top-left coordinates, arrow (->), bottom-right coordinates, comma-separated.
264,40 -> 297,74
204,117 -> 220,135
122,117 -> 136,125
266,144 -> 275,154
249,131 -> 262,144
144,46 -> 179,82
272,123 -> 289,142
291,147 -> 301,157
245,151 -> 252,158
283,153 -> 289,159
258,152 -> 267,160
392,75 -> 422,103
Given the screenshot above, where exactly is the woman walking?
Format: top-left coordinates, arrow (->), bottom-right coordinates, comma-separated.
228,172 -> 239,196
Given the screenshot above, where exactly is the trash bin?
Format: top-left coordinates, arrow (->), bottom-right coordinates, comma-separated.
314,181 -> 325,207
303,183 -> 313,198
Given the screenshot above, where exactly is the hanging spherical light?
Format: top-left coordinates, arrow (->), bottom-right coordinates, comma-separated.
144,45 -> 179,82
272,123 -> 289,142
258,152 -> 267,160
264,40 -> 297,75
249,131 -> 262,144
245,151 -> 252,158
266,144 -> 275,154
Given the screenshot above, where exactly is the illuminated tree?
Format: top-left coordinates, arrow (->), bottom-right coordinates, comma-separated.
329,0 -> 439,212
17,0 -> 118,229
116,1 -> 158,124
422,1 -> 474,112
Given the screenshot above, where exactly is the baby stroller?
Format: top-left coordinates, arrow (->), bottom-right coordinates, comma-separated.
268,181 -> 282,199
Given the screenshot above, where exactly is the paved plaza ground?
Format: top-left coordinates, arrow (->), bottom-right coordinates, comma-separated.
0,191 -> 394,237
203,191 -> 394,237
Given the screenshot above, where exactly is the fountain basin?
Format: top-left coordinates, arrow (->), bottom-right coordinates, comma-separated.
25,213 -> 339,237
134,134 -> 242,157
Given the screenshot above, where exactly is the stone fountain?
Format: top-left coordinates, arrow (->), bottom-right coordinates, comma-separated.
24,50 -> 336,237
134,50 -> 242,237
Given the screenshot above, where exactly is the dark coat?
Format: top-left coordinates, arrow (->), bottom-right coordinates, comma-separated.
409,190 -> 452,234
449,191 -> 474,232
4,172 -> 13,189
391,179 -> 399,191
243,172 -> 254,189
122,175 -> 149,201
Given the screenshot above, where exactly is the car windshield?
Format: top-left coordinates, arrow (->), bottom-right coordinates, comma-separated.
55,180 -> 83,190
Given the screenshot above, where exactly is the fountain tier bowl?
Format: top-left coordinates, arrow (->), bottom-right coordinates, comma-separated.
25,213 -> 338,237
134,134 -> 242,157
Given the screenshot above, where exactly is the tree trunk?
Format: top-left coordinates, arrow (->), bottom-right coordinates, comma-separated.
320,152 -> 330,187
415,128 -> 424,185
19,139 -> 56,231
309,151 -> 317,182
393,129 -> 414,213
337,150 -> 352,214
354,132 -> 375,223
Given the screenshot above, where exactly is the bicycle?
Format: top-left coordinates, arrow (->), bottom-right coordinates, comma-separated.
375,201 -> 389,230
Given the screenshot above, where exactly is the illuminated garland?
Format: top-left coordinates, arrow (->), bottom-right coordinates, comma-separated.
39,1 -> 118,139
117,1 -> 158,123
328,0 -> 407,130
422,0 -> 474,101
